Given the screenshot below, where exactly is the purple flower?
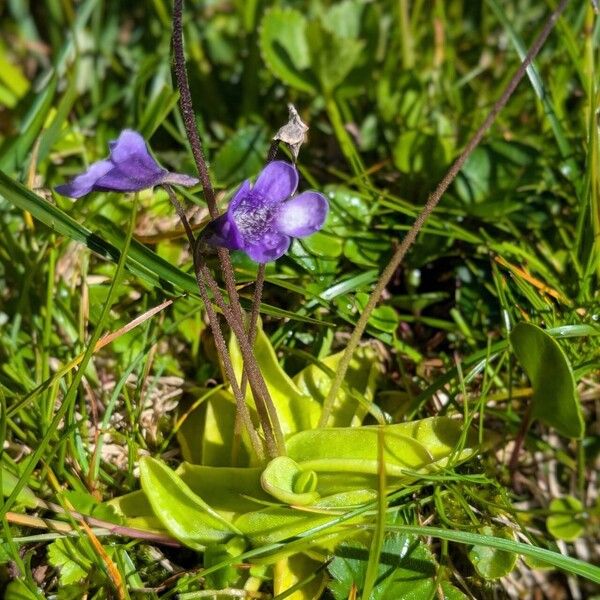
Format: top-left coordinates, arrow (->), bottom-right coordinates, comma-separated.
203,161 -> 328,263
55,130 -> 199,198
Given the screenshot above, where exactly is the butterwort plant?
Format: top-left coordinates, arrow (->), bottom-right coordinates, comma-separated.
56,130 -> 199,198
202,161 -> 329,263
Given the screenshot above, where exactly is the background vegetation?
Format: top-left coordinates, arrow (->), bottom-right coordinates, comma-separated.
0,0 -> 598,598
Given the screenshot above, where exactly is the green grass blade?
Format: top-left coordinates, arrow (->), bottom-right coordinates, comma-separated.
389,525 -> 600,584
486,0 -> 580,182
0,196 -> 139,519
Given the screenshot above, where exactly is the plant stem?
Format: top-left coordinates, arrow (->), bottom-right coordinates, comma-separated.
508,401 -> 533,476
241,264 -> 265,400
7,509 -> 182,547
318,0 -> 569,427
163,184 -> 195,246
172,0 -> 217,218
266,139 -> 279,163
195,248 -> 286,458
172,0 -> 245,316
194,259 -> 266,461
232,263 -> 266,463
172,0 -> 285,456
232,139 -> 274,462
164,184 -> 265,460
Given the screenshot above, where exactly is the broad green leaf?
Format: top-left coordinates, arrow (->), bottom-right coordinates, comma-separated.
234,506 -> 356,548
300,230 -> 344,259
440,581 -> 469,599
356,292 -> 399,333
230,325 -> 321,436
328,535 -> 437,600
212,125 -> 268,186
107,486 -> 167,530
1,467 -> 39,508
176,389 -> 254,467
305,20 -> 364,93
47,539 -> 92,587
293,345 -> 380,427
322,0 -> 365,39
547,496 -> 585,542
112,463 -> 269,525
510,322 -> 584,438
468,526 -> 517,579
393,129 -> 448,177
139,456 -> 241,550
259,8 -> 316,93
342,237 -> 387,267
177,462 -> 271,518
4,580 -> 44,600
286,425 -> 432,478
326,186 -> 372,224
261,457 -> 320,506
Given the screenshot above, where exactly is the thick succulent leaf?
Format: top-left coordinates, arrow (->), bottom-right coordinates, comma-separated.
287,426 -> 432,477
230,325 -> 321,436
234,506 -> 360,548
287,417 -> 482,484
139,457 -> 240,550
177,389 -> 255,467
212,125 -> 268,186
107,490 -> 170,532
510,322 -> 584,438
261,457 -> 320,506
293,345 -> 380,427
305,20 -> 364,93
177,462 -> 270,519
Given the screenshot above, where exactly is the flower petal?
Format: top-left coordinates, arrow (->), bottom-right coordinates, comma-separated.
202,214 -> 244,250
109,130 -> 154,164
252,161 -> 298,203
274,191 -> 329,237
228,180 -> 253,213
244,232 -> 291,263
107,130 -> 165,183
55,160 -> 113,198
94,164 -> 164,192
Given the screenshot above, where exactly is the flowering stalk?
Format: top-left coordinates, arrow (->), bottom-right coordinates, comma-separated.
318,0 -> 569,426
238,140 -> 279,401
194,247 -> 285,457
194,256 -> 267,460
171,0 -> 216,218
172,0 -> 289,458
163,184 -> 265,459
232,140 -> 277,461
